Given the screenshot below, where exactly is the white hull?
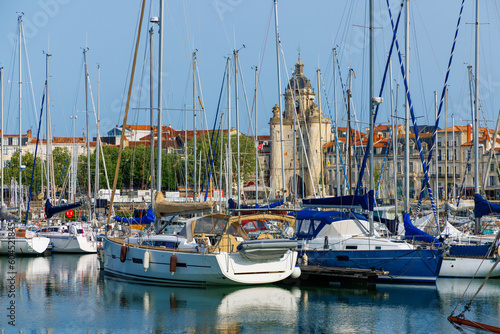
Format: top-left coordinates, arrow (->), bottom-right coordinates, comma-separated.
103,238 -> 298,286
439,256 -> 500,278
0,237 -> 50,255
40,233 -> 97,253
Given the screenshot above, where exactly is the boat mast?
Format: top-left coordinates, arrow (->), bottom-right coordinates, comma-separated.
317,69 -> 324,197
369,0 -> 375,235
234,50 -> 241,209
254,66 -> 258,204
404,0 -> 410,213
157,0 -> 164,194
434,90 -> 438,214
149,26 -> 155,198
45,50 -> 52,216
445,88 -> 448,203
193,51 -> 197,201
227,57 -> 232,201
1,67 -> 3,209
347,70 -> 353,195
333,48 -> 340,196
83,48 -> 91,201
18,14 -> 23,222
95,64 -> 101,208
474,0 -> 480,233
390,57 -> 397,217
452,114 -> 456,202
70,110 -> 77,202
184,104 -> 188,202
274,0 -> 286,202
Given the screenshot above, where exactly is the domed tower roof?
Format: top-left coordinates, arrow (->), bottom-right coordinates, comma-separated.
287,56 -> 312,90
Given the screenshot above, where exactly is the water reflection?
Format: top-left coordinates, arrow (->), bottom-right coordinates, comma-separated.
1,255 -> 500,333
103,278 -> 299,333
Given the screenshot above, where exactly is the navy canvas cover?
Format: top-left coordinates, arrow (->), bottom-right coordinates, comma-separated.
302,190 -> 374,211
474,193 -> 500,218
403,212 -> 443,247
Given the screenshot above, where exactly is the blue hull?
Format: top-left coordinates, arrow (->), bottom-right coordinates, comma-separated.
303,248 -> 443,283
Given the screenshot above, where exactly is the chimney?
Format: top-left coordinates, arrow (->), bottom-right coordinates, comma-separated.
27,129 -> 32,140
467,124 -> 472,142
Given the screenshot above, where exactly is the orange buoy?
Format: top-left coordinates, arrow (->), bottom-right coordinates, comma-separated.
170,253 -> 177,274
120,245 -> 127,263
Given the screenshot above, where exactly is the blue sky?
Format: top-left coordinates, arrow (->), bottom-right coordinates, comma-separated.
1,0 -> 500,140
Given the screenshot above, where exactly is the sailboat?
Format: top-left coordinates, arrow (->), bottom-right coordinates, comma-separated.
36,50 -> 96,253
0,15 -> 50,256
100,0 -> 300,286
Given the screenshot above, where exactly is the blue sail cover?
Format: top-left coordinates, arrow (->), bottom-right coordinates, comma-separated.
45,199 -> 82,219
474,193 -> 500,218
228,198 -> 284,210
374,215 -> 398,235
114,206 -> 155,225
403,212 -> 443,247
302,190 -> 374,211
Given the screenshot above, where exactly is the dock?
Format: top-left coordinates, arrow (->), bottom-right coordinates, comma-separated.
293,265 -> 389,285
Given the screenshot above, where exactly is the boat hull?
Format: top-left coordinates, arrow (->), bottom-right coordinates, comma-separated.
303,248 -> 443,283
41,234 -> 97,253
102,237 -> 298,286
0,237 -> 50,255
439,256 -> 500,278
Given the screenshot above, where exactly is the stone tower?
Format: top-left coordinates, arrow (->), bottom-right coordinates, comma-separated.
269,57 -> 331,198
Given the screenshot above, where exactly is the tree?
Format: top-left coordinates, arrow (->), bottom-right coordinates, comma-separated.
186,131 -> 257,191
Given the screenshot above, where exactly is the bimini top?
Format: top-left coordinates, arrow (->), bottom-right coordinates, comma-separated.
289,210 -> 369,240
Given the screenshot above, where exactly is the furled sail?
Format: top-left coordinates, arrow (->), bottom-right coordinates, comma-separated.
474,193 -> 500,218
153,191 -> 215,217
403,212 -> 443,247
302,190 -> 374,211
114,206 -> 155,225
44,199 -> 82,219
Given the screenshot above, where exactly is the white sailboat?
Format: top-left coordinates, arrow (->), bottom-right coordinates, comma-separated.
36,48 -> 96,253
0,15 -> 50,256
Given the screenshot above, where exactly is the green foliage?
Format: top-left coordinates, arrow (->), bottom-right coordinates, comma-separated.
186,131 -> 256,189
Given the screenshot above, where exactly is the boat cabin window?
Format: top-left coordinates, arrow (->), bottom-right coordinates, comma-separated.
296,219 -> 324,238
193,216 -> 222,234
142,240 -> 178,248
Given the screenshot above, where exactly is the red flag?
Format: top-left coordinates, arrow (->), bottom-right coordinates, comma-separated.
258,143 -> 263,150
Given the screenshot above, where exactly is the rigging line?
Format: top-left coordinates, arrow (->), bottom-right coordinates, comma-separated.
105,0 -> 146,227
321,77 -> 350,192
21,22 -> 38,127
355,0 -> 403,196
4,30 -> 17,133
116,0 -> 144,127
25,82 -> 45,225
376,126 -> 393,198
413,1 -> 444,79
181,0 -> 193,53
280,47 -> 317,197
201,64 -> 226,198
211,0 -> 236,53
387,0 -> 440,234
237,57 -> 256,171
165,1 -> 191,70
415,0 -> 466,216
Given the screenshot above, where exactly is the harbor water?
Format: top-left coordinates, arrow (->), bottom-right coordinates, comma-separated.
1,254 -> 500,333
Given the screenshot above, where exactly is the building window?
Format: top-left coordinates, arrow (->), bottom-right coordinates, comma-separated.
490,176 -> 496,187
491,163 -> 496,173
409,162 -> 414,173
12,138 -> 18,146
467,163 -> 471,172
